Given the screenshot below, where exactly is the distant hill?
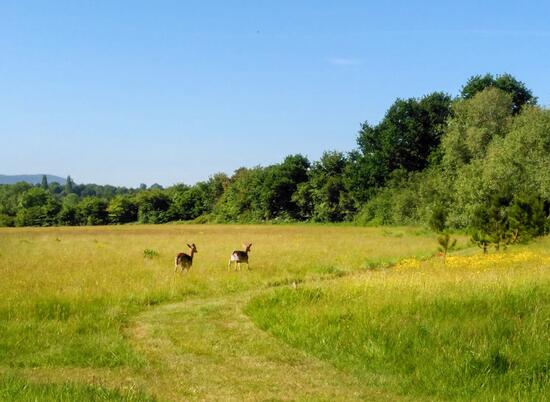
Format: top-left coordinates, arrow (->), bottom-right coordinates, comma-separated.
0,174 -> 67,185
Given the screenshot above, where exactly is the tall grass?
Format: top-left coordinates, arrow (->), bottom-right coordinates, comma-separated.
246,242 -> 550,401
0,225 -> 436,377
0,375 -> 154,401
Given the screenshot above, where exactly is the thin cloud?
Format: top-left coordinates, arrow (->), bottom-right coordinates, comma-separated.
328,57 -> 363,66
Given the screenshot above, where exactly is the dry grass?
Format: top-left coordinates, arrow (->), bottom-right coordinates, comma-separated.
0,224 -> 439,401
3,224 -> 547,400
0,225 -> 439,304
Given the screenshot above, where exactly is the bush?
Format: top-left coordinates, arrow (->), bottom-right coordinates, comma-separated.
0,214 -> 15,227
143,249 -> 159,259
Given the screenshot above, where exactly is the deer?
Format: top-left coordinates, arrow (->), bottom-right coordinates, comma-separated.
174,243 -> 198,273
228,243 -> 252,271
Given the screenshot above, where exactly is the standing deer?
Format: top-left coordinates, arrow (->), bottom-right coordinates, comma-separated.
175,243 -> 198,273
228,243 -> 252,271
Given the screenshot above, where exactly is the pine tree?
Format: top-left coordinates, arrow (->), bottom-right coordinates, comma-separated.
64,175 -> 74,194
41,175 -> 48,189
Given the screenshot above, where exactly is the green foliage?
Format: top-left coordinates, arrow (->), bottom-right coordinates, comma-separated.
303,151 -> 354,222
143,249 -> 159,259
108,195 -> 138,224
213,154 -> 311,222
64,175 -> 74,194
135,190 -> 171,224
483,107 -> 550,200
203,173 -> 230,210
437,233 -> 457,262
429,204 -> 447,233
78,197 -> 109,226
471,192 -> 546,251
213,167 -> 267,222
355,170 -> 429,226
40,174 -> 48,190
352,92 -> 452,199
360,79 -> 549,244
15,188 -> 61,227
1,73 -> 546,235
471,193 -> 510,251
461,73 -> 537,114
508,195 -> 547,241
169,185 -> 207,220
58,209 -> 78,226
0,214 -> 15,227
441,87 -> 513,167
262,154 -> 310,220
471,231 -> 491,254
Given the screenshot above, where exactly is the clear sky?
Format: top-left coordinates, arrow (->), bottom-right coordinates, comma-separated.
2,1 -> 549,187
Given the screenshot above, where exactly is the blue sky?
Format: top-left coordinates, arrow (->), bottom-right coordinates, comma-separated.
1,1 -> 549,187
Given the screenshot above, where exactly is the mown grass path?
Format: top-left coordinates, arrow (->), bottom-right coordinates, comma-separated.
128,290 -> 404,401
0,225 -> 443,400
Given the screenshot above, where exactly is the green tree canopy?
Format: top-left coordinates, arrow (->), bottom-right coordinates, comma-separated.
135,190 -> 171,224
41,175 -> 48,190
441,87 -> 514,168
349,92 -> 452,202
15,188 -> 60,227
78,197 -> 108,225
461,73 -> 536,114
295,151 -> 354,222
108,195 -> 138,224
64,175 -> 74,194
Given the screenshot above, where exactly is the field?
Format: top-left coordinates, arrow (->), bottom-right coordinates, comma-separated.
0,225 -> 548,401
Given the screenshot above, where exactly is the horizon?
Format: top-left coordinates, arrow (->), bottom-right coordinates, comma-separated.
2,1 -> 550,187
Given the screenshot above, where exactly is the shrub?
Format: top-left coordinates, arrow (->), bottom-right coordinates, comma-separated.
143,249 -> 159,259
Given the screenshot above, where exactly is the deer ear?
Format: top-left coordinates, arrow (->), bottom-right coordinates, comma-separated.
187,244 -> 191,248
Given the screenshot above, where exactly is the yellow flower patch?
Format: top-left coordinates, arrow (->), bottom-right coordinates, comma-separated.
394,250 -> 550,272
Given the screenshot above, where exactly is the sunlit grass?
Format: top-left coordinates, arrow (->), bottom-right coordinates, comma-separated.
5,224 -> 548,400
246,240 -> 550,401
0,224 -> 438,399
0,375 -> 154,402
0,225 -> 439,304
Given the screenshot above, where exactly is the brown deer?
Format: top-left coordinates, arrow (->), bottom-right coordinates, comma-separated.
175,243 -> 198,273
228,243 -> 252,270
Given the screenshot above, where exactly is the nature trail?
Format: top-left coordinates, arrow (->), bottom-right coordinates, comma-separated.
127,289 -> 401,401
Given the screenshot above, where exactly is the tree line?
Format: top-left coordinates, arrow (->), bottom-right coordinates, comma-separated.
1,73 -> 548,243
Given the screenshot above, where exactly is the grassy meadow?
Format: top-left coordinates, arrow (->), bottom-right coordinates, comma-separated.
247,245 -> 550,401
0,224 -> 548,400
